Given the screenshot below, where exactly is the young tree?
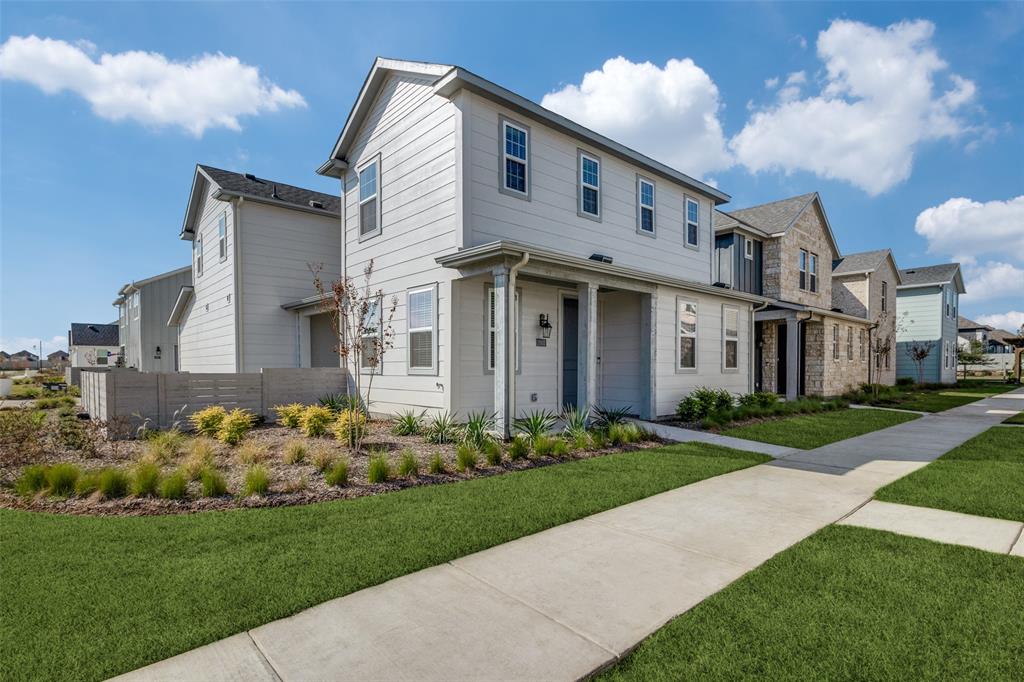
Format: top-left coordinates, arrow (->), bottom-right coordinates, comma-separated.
310,259 -> 397,453
905,340 -> 935,385
868,314 -> 895,398
957,339 -> 992,379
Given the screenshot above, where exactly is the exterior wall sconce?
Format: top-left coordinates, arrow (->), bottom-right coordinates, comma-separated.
154,346 -> 162,359
539,313 -> 553,339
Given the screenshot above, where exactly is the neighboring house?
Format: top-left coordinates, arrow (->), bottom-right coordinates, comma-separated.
169,165 -> 341,373
113,266 -> 191,372
47,350 -> 70,370
68,323 -> 121,368
314,58 -> 766,434
958,316 -> 1015,354
0,351 -> 9,368
7,349 -> 40,369
895,263 -> 965,384
714,193 -> 883,398
831,249 -> 901,386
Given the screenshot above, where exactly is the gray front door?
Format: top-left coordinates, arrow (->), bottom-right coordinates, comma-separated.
562,297 -> 578,409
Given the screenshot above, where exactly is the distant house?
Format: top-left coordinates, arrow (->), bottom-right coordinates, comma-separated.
895,263 -> 964,384
958,316 -> 1015,354
47,350 -> 70,369
7,350 -> 40,369
68,323 -> 121,368
168,165 -> 341,373
113,265 -> 191,371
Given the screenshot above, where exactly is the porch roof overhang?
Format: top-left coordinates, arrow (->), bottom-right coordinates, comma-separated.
281,294 -> 323,312
755,300 -> 873,325
166,286 -> 194,327
436,241 -> 770,304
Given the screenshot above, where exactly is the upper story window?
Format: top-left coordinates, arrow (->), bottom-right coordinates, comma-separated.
578,151 -> 600,219
358,157 -> 381,239
809,253 -> 818,292
131,291 -> 140,320
501,119 -> 529,198
637,176 -> 655,235
881,281 -> 888,312
677,298 -> 697,371
685,198 -> 700,248
799,249 -> 808,289
195,234 -> 204,277
744,238 -> 754,260
218,213 -> 227,261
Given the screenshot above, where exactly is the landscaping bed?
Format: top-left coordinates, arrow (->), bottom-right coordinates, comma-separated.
597,525 -> 1024,681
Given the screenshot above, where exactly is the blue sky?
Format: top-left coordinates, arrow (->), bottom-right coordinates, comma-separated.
2,1 -> 1022,354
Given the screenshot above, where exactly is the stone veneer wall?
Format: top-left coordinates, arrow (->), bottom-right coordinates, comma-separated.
832,275 -> 868,318
762,240 -> 783,301
760,321 -> 779,393
776,205 -> 837,308
821,316 -> 872,395
803,321 -> 826,396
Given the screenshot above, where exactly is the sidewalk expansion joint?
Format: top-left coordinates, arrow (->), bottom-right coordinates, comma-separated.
247,631 -> 284,682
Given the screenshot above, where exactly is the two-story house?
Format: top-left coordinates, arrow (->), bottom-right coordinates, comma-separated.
169,165 -> 342,372
68,323 -> 120,368
315,58 -> 767,434
831,249 -> 901,386
113,265 -> 191,371
896,263 -> 965,384
958,316 -> 1015,354
714,193 -> 886,398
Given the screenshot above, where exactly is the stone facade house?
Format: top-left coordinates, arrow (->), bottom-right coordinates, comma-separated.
831,249 -> 901,386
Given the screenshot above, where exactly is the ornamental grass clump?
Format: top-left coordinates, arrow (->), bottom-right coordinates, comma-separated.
44,463 -> 81,497
75,470 -> 100,496
235,441 -> 269,466
243,465 -> 271,496
217,409 -> 255,445
455,443 -> 478,472
397,449 -> 419,478
282,439 -> 307,464
182,438 -> 216,480
130,461 -> 161,497
508,435 -> 530,461
310,444 -> 336,473
273,403 -> 305,428
392,409 -> 424,436
15,465 -> 48,497
98,468 -> 130,498
367,452 -> 392,483
532,435 -> 558,458
427,452 -> 446,474
143,429 -> 185,463
332,408 -> 367,448
483,440 -> 503,466
159,471 -> 188,500
324,459 -> 349,487
200,468 -> 228,497
425,412 -> 461,444
189,406 -> 226,437
300,405 -> 335,438
462,411 -> 497,450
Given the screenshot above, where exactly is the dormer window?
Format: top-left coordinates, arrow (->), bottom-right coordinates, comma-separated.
685,197 -> 699,248
501,119 -> 529,198
637,176 -> 655,235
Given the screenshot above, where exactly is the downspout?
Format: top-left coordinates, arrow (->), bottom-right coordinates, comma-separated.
796,310 -> 812,397
233,197 -> 244,372
750,300 -> 770,393
506,252 -> 530,431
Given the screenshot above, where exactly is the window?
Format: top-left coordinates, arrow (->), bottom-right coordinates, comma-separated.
96,350 -> 108,366
832,324 -> 840,360
131,291 -> 140,320
847,326 -> 853,360
723,306 -> 739,371
744,238 -> 754,260
218,212 -> 227,261
885,342 -> 890,369
881,281 -> 888,313
860,329 -> 866,361
360,296 -> 382,372
637,176 -> 655,234
677,298 -> 697,370
358,158 -> 380,238
501,119 -> 529,197
407,285 -> 437,374
578,151 -> 600,218
799,249 -> 808,290
809,253 -> 818,293
685,197 -> 700,247
486,287 -> 520,372
195,233 -> 203,277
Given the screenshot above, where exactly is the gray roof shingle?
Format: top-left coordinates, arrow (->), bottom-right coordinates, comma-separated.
199,165 -> 340,215
958,315 -> 989,330
832,249 -> 890,276
725,193 -> 817,233
69,323 -> 120,347
898,263 -> 960,287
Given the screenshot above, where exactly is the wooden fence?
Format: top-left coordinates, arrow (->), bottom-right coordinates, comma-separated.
80,368 -> 346,431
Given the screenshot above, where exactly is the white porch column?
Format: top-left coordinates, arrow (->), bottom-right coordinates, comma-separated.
577,282 -> 598,410
786,316 -> 801,401
639,292 -> 657,420
493,265 -> 511,437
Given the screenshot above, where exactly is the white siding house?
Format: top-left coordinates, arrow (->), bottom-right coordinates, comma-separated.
68,323 -> 121,368
114,266 -> 191,371
317,59 -> 766,434
170,165 -> 342,373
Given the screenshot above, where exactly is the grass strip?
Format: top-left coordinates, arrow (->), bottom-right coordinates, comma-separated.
719,407 -> 919,449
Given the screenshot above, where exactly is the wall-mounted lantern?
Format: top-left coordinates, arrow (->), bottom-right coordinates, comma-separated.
538,313 -> 553,339
154,346 -> 162,359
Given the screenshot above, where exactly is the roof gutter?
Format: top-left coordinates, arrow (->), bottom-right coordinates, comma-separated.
211,188 -> 340,218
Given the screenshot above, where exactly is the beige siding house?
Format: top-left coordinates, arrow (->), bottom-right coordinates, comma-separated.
317,58 -> 765,434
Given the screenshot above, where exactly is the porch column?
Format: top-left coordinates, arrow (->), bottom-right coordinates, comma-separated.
577,281 -> 598,410
639,292 -> 657,420
493,265 -> 511,437
786,316 -> 801,401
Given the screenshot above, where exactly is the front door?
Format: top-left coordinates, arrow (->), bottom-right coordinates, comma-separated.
777,323 -> 787,395
562,297 -> 579,409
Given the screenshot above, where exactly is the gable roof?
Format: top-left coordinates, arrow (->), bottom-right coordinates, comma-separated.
722,192 -> 841,258
988,328 -> 1019,345
831,249 -> 902,283
713,209 -> 771,237
10,350 -> 37,359
897,263 -> 964,293
181,165 -> 340,238
47,350 -> 69,360
69,323 -> 119,347
0,351 -> 8,359
317,57 -> 729,204
958,315 -> 990,331
117,265 -> 191,297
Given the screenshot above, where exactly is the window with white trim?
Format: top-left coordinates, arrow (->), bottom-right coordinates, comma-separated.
502,120 -> 528,196
809,253 -> 818,293
96,350 -> 109,366
131,291 -> 140,321
579,152 -> 600,218
685,197 -> 700,247
799,249 -> 807,289
678,298 -> 697,370
832,324 -> 840,360
360,296 -> 382,372
195,233 -> 203,277
744,238 -> 754,260
407,285 -> 436,374
637,177 -> 655,234
358,159 -> 380,237
723,306 -> 739,370
218,212 -> 227,261
486,287 -> 520,371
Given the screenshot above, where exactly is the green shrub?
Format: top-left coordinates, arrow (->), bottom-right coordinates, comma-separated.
45,463 -> 81,497
98,468 -> 130,498
589,429 -> 609,449
738,391 -> 779,408
10,385 -> 41,399
397,449 -> 419,477
427,452 -> 446,474
367,452 -> 391,483
159,471 -> 188,500
243,465 -> 270,496
455,443 -> 478,472
189,406 -> 226,437
75,470 -> 100,496
508,435 -> 530,461
282,439 -> 307,464
896,376 -> 915,386
532,435 -> 558,458
217,408 -> 255,445
200,468 -> 228,497
550,438 -> 569,459
606,423 -> 629,446
300,405 -> 335,438
331,408 -> 367,447
272,403 -> 305,428
15,465 -> 48,497
310,444 -> 336,472
392,409 -> 424,436
569,430 -> 592,451
235,441 -> 269,465
620,422 -> 642,444
182,438 -> 216,480
676,387 -> 733,422
594,405 -> 632,426
0,409 -> 46,463
561,405 -> 591,441
143,429 -> 186,463
513,410 -> 556,443
130,461 -> 161,497
324,459 -> 349,487
319,392 -> 366,414
57,415 -> 97,454
483,440 -> 502,466
35,396 -> 75,410
462,411 -> 497,449
425,411 -> 461,444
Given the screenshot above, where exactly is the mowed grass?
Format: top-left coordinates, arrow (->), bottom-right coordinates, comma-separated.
884,381 -> 1017,413
597,525 -> 1024,681
1003,412 -> 1024,424
719,407 -> 919,449
875,427 -> 1024,522
0,443 -> 769,682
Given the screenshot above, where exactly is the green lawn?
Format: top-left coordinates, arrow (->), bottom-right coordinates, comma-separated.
875,427 -> 1024,522
1003,412 -> 1024,425
0,443 -> 769,682
598,526 -> 1024,681
719,407 -> 919,449
867,381 -> 1017,413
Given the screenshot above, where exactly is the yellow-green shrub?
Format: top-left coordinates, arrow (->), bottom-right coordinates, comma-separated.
299,405 -> 335,438
273,403 -> 305,428
216,408 -> 255,445
189,406 -> 226,437
331,408 -> 367,447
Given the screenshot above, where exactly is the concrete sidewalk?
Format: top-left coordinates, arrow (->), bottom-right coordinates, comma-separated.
633,418 -> 801,458
113,387 -> 1023,682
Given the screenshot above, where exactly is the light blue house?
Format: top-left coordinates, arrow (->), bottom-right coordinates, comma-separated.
895,263 -> 965,384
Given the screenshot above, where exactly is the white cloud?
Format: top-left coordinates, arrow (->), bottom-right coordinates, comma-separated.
541,56 -> 733,179
960,262 -> 1024,303
0,35 -> 306,136
764,76 -> 779,89
975,311 -> 1024,333
914,196 -> 1024,265
730,19 -> 977,195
